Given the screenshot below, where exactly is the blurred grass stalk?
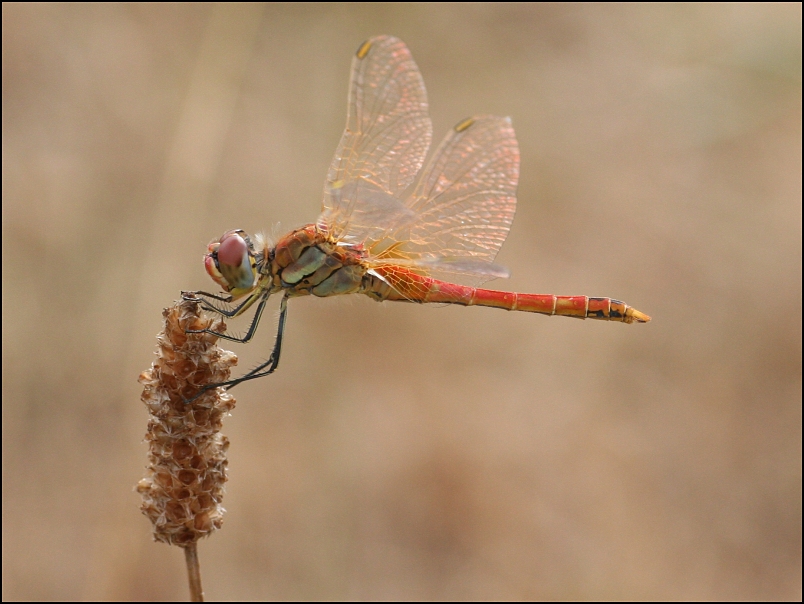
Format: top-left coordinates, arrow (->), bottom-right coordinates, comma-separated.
136,300 -> 238,601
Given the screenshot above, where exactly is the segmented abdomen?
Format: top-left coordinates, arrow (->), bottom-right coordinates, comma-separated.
366,269 -> 650,323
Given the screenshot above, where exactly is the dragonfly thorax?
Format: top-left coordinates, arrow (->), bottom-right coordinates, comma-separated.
271,224 -> 368,298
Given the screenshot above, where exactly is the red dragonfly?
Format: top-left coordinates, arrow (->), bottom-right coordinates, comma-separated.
186,35 -> 650,395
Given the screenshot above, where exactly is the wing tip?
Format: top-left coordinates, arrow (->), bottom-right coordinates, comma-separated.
356,35 -> 404,59
453,115 -> 514,132
355,37 -> 377,59
454,117 -> 475,132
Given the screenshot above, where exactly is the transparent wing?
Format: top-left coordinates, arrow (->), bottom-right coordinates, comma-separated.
317,35 -> 432,244
371,115 -> 520,283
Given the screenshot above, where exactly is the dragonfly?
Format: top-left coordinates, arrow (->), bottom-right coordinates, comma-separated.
185,35 -> 650,397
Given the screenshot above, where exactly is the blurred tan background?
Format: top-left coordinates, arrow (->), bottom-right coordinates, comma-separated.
2,3 -> 801,600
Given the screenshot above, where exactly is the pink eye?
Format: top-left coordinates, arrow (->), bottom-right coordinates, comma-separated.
217,233 -> 248,267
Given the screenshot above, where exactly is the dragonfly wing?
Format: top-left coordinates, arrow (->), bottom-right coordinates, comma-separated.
403,115 -> 519,265
318,36 -> 432,245
367,115 -> 519,289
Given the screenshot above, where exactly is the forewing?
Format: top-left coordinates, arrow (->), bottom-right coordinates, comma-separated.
318,35 -> 432,245
373,115 -> 519,282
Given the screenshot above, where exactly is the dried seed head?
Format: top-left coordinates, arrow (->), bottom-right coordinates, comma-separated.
137,299 -> 237,546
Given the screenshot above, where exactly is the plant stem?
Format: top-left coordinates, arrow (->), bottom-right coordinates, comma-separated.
184,542 -> 204,602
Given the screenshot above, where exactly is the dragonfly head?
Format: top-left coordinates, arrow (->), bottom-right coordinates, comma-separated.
204,230 -> 259,300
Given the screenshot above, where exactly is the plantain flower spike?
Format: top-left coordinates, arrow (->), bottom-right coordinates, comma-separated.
137,299 -> 237,546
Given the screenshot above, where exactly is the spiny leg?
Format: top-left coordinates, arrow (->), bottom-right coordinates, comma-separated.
217,293 -> 289,388
186,290 -> 272,344
182,290 -> 254,319
182,290 -> 233,304
183,294 -> 289,403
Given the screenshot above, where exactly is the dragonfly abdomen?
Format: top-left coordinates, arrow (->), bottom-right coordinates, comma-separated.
431,282 -> 650,322
507,292 -> 650,323
369,270 -> 650,323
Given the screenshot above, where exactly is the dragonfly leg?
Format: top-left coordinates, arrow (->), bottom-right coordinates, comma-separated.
183,290 -> 254,319
183,294 -> 289,404
219,293 -> 289,386
186,291 -> 271,344
182,290 -> 234,304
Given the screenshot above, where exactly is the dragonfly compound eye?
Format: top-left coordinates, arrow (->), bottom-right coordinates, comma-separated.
205,231 -> 257,294
217,232 -> 249,267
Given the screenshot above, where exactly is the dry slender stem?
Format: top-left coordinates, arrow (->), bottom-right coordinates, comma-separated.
184,542 -> 204,602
